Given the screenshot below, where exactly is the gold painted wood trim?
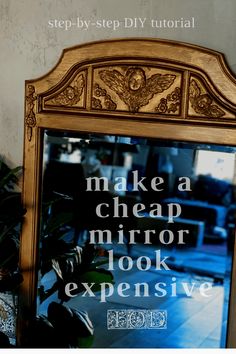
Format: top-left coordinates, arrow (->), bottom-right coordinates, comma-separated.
35,113 -> 236,146
17,125 -> 43,345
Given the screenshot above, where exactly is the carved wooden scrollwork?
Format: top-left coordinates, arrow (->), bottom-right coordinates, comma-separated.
37,45 -> 236,121
155,87 -> 181,114
25,84 -> 37,141
98,67 -> 176,112
92,83 -> 117,110
189,78 -> 225,118
45,73 -> 86,107
91,97 -> 102,110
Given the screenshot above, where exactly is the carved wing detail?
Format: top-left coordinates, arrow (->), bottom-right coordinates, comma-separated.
145,74 -> 176,94
99,68 -> 176,112
139,74 -> 176,106
99,70 -> 128,99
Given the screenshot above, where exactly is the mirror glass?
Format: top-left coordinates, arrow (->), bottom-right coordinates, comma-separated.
37,130 -> 236,348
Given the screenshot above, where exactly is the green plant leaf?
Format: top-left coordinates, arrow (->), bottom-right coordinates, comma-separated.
0,192 -> 20,206
0,223 -> 17,244
44,212 -> 74,234
78,269 -> 114,292
0,253 -> 16,269
0,159 -> 23,273
76,335 -> 94,348
0,166 -> 22,190
89,259 -> 109,269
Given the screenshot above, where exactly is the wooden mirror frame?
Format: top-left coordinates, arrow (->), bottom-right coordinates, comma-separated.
19,38 -> 236,347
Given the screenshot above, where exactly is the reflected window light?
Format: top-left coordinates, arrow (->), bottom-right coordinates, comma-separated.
68,138 -> 90,144
60,149 -> 82,163
195,150 -> 236,181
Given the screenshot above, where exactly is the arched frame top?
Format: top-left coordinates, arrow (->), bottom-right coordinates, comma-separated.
25,38 -> 236,143
20,38 -> 236,348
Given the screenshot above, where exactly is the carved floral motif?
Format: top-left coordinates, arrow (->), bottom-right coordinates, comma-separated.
155,87 -> 181,114
25,85 -> 37,141
189,79 -> 225,118
99,67 -> 176,112
92,83 -> 117,110
92,97 -> 102,110
49,73 -> 85,106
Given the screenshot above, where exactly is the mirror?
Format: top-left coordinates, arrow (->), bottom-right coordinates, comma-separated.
35,130 -> 235,348
19,38 -> 236,348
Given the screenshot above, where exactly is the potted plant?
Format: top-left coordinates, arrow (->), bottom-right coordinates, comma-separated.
0,157 -> 25,347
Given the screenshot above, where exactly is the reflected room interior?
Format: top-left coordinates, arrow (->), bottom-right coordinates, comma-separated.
38,130 -> 236,348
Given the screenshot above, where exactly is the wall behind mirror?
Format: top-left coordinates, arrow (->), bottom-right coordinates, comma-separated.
37,130 -> 236,348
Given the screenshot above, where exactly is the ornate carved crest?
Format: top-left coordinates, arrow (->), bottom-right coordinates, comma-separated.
45,73 -> 85,107
92,83 -> 117,110
155,87 -> 181,114
98,67 -> 176,112
189,79 -> 225,118
25,84 -> 37,141
38,60 -> 235,121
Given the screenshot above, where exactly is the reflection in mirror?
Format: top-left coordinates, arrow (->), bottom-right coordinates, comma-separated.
37,130 -> 236,348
